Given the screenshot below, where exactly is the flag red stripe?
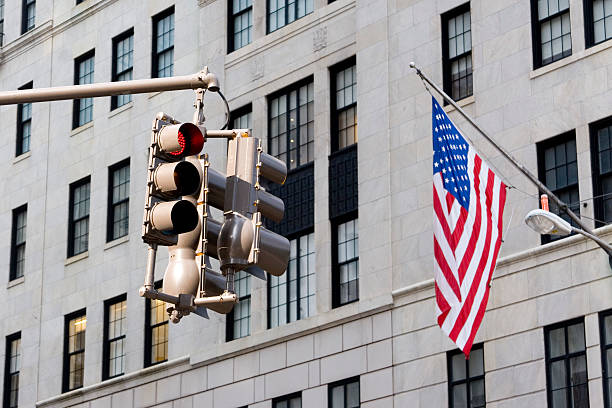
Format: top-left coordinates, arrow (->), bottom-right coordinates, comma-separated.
435,283 -> 451,327
462,179 -> 507,354
433,183 -> 454,247
434,237 -> 462,301
457,155 -> 483,283
449,169 -> 496,343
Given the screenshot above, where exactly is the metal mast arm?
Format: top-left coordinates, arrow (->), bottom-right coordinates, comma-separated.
0,67 -> 219,105
409,62 -> 612,257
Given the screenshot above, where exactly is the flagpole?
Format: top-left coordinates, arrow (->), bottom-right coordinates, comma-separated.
409,62 -> 612,257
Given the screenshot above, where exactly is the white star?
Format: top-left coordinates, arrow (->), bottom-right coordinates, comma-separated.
434,162 -> 439,168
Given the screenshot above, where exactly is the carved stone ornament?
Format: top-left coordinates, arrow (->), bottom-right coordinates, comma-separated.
198,0 -> 216,7
313,27 -> 327,51
251,57 -> 264,80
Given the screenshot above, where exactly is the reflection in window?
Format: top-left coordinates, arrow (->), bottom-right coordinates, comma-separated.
448,344 -> 485,408
64,311 -> 86,392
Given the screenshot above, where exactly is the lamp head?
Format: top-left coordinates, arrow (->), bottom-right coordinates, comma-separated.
524,209 -> 573,236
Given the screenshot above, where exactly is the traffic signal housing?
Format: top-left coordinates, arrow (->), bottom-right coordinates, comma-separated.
142,113 -> 205,246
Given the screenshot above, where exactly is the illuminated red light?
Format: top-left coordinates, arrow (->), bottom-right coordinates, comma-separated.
169,130 -> 187,156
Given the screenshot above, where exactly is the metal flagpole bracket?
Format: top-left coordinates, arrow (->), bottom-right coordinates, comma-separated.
409,61 -> 612,264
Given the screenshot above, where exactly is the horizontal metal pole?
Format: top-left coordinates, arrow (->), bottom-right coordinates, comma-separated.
0,69 -> 219,105
206,129 -> 241,138
193,292 -> 237,306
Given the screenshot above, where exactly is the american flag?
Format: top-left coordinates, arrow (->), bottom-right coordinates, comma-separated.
432,96 -> 507,357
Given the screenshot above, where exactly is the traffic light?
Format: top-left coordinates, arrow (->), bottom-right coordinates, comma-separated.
142,113 -> 205,246
217,133 -> 290,280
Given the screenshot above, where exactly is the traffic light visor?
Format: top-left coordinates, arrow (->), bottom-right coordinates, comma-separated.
158,123 -> 205,159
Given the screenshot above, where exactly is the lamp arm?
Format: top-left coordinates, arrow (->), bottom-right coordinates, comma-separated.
571,227 -> 612,257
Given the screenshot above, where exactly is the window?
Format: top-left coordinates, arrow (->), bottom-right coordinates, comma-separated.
73,50 -> 95,129
585,0 -> 612,46
331,58 -> 357,151
9,205 -> 27,281
152,7 -> 174,78
16,82 -> 33,157
103,295 -> 126,380
447,344 -> 485,408
273,392 -> 302,408
231,104 -> 252,130
145,281 -> 168,367
21,0 -> 34,34
531,0 -> 572,68
0,0 -> 5,46
268,0 -> 313,33
545,318 -> 589,407
537,132 -> 579,243
269,232 -> 315,328
111,29 -> 134,110
226,271 -> 251,340
329,377 -> 360,408
591,117 -> 612,226
268,78 -> 314,170
63,310 -> 86,392
3,333 -> 20,408
601,310 -> 612,408
68,177 -> 91,257
442,4 -> 472,101
332,218 -> 359,307
229,0 -> 252,52
107,159 -> 130,241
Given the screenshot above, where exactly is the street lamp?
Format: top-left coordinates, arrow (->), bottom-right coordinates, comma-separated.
524,208 -> 612,267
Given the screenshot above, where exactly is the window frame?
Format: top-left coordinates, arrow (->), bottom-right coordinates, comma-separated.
441,3 -> 473,102
72,49 -> 95,129
230,103 -> 253,130
272,391 -> 302,408
151,6 -> 175,79
267,75 -> 315,171
536,131 -> 579,244
600,309 -> 612,408
67,176 -> 91,258
330,56 -> 357,153
530,0 -> 572,69
226,271 -> 252,341
62,308 -> 87,393
21,0 -> 34,34
590,116 -> 612,227
0,0 -> 5,47
3,332 -> 21,408
106,158 -> 130,242
447,343 -> 485,408
9,204 -> 27,282
267,228 -> 315,329
544,317 -> 589,408
16,81 -> 33,157
331,212 -> 359,308
102,294 -> 127,381
144,280 -> 168,367
228,0 -> 253,53
267,0 -> 314,33
583,0 -> 612,48
111,28 -> 134,110
328,376 -> 360,408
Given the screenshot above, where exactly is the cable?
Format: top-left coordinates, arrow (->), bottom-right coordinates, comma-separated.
217,89 -> 230,130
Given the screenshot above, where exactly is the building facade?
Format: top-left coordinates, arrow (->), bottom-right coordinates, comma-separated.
1,0 -> 612,407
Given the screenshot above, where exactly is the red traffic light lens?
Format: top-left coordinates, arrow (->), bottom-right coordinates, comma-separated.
168,123 -> 204,157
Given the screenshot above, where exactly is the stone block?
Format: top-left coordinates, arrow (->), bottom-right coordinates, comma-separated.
264,363 -> 309,400
207,358 -> 234,389
302,385 -> 327,408
157,375 -> 181,404
309,359 -> 320,387
343,317 -> 373,350
367,339 -> 392,372
180,365 -> 207,396
192,390 -> 212,407
234,351 -> 260,381
134,382 -> 157,408
320,347 -> 368,384
111,389 -> 133,408
485,360 -> 546,402
314,326 -> 343,358
287,335 -> 314,366
254,375 -> 265,402
393,354 -> 446,393
260,342 -> 287,374
173,396 -> 192,408
90,396 -> 111,408
361,368 -> 393,402
212,378 -> 255,408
